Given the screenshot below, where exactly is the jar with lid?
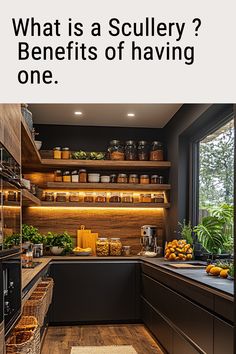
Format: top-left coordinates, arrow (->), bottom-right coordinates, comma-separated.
152,193 -> 165,203
53,147 -> 62,159
158,176 -> 164,184
79,169 -> 87,183
62,147 -> 71,159
122,193 -> 133,203
129,174 -> 139,184
117,173 -> 128,184
109,193 -> 121,203
56,192 -> 67,202
84,192 -> 94,203
125,140 -> 137,160
140,194 -> 152,203
63,171 -> 71,183
110,174 -> 117,183
100,175 -> 110,183
8,191 -> 17,201
122,245 -> 131,256
110,238 -> 122,256
150,141 -> 164,161
96,238 -> 109,256
45,192 -> 55,202
140,175 -> 150,184
54,170 -> 63,182
71,170 -> 79,183
108,140 -> 125,161
69,192 -> 80,202
151,175 -> 159,184
95,193 -> 107,203
137,141 -> 149,161
88,173 -> 100,183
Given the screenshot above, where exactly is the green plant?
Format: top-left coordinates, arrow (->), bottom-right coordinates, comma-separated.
46,231 -> 73,253
178,220 -> 193,245
22,224 -> 44,244
228,263 -> 234,278
4,234 -> 20,248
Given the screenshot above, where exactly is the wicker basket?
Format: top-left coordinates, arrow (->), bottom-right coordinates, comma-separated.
14,316 -> 40,354
34,278 -> 54,312
23,292 -> 47,327
6,331 -> 34,354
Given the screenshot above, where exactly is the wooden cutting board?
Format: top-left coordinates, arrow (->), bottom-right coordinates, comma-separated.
166,263 -> 205,269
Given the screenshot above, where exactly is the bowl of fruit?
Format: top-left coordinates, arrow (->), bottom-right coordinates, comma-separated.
73,247 -> 92,256
164,239 -> 193,261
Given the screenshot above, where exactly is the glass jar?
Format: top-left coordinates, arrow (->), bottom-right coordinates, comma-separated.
69,193 -> 80,202
45,192 -> 55,202
95,193 -> 107,203
108,140 -> 125,161
129,174 -> 139,184
54,170 -> 63,182
100,175 -> 110,183
71,170 -> 79,183
151,175 -> 159,184
140,175 -> 150,184
122,245 -> 131,256
158,176 -> 164,184
152,193 -> 165,203
63,171 -> 71,183
79,169 -> 87,183
84,192 -> 94,203
8,191 -> 17,201
109,193 -> 121,203
137,141 -> 149,161
150,141 -> 164,161
62,147 -> 71,159
96,238 -> 109,256
125,140 -> 137,160
56,192 -> 67,202
110,238 -> 122,256
117,173 -> 128,183
110,174 -> 117,183
122,193 -> 133,203
53,147 -> 62,159
140,194 -> 152,203
88,173 -> 100,183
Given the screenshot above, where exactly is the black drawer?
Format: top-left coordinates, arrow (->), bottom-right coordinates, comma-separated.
214,317 -> 234,354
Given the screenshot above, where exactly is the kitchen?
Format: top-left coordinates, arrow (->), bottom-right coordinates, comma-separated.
0,103 -> 234,354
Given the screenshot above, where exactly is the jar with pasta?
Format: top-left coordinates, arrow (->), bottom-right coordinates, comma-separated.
110,238 -> 122,256
150,141 -> 164,161
96,238 -> 109,256
108,140 -> 125,160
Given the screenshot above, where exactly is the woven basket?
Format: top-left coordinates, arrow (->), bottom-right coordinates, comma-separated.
6,331 -> 34,354
34,278 -> 54,312
23,292 -> 47,327
14,317 -> 40,354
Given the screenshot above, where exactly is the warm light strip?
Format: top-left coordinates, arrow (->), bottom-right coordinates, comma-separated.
28,206 -> 164,211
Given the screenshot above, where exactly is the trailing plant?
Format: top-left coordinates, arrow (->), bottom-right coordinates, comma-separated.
178,220 -> 193,245
46,231 -> 73,253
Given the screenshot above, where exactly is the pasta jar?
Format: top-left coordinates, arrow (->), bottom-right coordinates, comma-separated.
129,174 -> 139,184
108,140 -> 125,161
62,147 -> 71,159
69,193 -> 80,202
45,192 -> 55,202
63,171 -> 71,183
140,194 -> 152,203
152,193 -> 165,203
79,169 -> 87,183
95,193 -> 107,203
56,193 -> 67,202
110,238 -> 122,256
150,141 -> 164,161
54,170 -> 63,182
109,193 -> 121,203
137,141 -> 149,161
84,192 -> 94,203
96,238 -> 109,256
140,175 -> 150,184
122,193 -> 133,203
122,246 -> 131,256
53,147 -> 62,159
125,140 -> 137,160
117,173 -> 128,184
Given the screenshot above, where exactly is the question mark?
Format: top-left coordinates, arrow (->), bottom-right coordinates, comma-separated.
192,18 -> 201,36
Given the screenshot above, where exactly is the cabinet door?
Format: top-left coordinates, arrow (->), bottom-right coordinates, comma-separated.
173,332 -> 200,354
214,318 -> 234,354
50,262 -> 139,323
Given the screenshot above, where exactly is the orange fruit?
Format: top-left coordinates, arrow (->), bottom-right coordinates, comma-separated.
220,269 -> 229,278
209,267 -> 222,276
206,264 -> 215,273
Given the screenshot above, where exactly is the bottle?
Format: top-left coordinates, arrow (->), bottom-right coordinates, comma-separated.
26,244 -> 33,267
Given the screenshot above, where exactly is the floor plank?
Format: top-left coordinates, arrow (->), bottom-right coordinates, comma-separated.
41,324 -> 164,354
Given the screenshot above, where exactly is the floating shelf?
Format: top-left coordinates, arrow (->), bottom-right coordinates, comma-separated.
44,182 -> 171,191
21,118 -> 42,165
22,189 -> 41,207
38,202 -> 171,209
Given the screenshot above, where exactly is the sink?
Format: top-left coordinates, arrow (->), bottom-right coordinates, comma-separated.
22,261 -> 42,269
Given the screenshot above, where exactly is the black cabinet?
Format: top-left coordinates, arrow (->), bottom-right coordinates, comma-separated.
214,318 -> 234,354
173,332 -> 200,354
50,261 -> 140,324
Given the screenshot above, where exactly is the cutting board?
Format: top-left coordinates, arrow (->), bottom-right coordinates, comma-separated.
77,225 -> 91,248
166,263 -> 205,269
83,233 -> 98,255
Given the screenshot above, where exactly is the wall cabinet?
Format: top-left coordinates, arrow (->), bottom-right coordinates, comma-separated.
49,261 -> 140,324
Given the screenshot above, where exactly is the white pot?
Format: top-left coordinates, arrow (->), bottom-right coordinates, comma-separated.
34,140 -> 42,150
50,246 -> 64,255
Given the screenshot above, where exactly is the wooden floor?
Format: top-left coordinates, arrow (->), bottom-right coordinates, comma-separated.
41,324 -> 164,354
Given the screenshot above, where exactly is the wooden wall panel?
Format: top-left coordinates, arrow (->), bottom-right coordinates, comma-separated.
23,207 -> 165,254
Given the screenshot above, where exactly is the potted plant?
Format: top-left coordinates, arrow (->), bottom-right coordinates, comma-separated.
46,231 -> 73,255
178,220 -> 193,245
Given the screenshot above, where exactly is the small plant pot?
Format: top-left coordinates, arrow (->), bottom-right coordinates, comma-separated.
50,246 -> 64,255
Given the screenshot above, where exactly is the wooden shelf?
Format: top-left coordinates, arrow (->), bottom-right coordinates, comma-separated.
22,189 -> 41,206
38,202 -> 171,209
21,118 -> 42,166
45,182 -> 171,191
38,159 -> 171,171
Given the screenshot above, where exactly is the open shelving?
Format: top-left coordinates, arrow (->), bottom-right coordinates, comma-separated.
22,189 -> 41,207
39,202 -> 171,209
21,118 -> 42,166
44,182 -> 171,191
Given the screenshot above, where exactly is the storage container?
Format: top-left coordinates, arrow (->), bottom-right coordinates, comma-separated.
53,147 -> 62,159
61,147 -> 70,159
110,238 -> 122,256
125,140 -> 137,160
108,140 -> 125,160
150,141 -> 164,161
96,238 -> 109,256
79,169 -> 87,183
88,173 -> 100,183
137,141 -> 149,160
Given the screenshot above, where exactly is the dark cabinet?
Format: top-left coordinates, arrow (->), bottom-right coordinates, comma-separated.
214,318 -> 234,354
50,261 -> 140,323
173,332 -> 200,354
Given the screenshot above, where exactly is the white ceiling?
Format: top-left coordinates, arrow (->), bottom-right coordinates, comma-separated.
29,104 -> 182,128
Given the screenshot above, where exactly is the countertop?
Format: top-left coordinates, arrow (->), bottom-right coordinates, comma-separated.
21,256 -> 234,298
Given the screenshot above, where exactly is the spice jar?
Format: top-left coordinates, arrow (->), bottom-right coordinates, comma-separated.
117,173 -> 128,184
152,193 -> 165,203
158,176 -> 164,184
109,193 -> 121,203
54,170 -> 63,182
69,193 -> 80,202
122,193 -> 133,203
110,238 -> 122,256
8,191 -> 17,201
56,192 -> 67,202
122,246 -> 131,256
101,175 -> 110,183
140,194 -> 152,203
95,193 -> 107,203
137,141 -> 149,161
53,147 -> 62,159
151,175 -> 159,184
108,140 -> 125,161
125,140 -> 137,160
150,141 -> 164,161
63,171 -> 71,183
140,175 -> 150,184
45,192 -> 55,202
79,169 -> 87,183
129,174 -> 139,184
96,238 -> 109,256
110,174 -> 117,183
84,192 -> 94,203
70,170 -> 79,183
61,147 -> 71,159
88,173 -> 100,183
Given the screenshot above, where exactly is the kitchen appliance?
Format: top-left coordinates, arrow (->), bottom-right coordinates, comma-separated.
140,225 -> 158,253
0,144 -> 22,258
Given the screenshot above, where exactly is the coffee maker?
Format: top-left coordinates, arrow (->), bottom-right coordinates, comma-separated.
140,225 -> 158,254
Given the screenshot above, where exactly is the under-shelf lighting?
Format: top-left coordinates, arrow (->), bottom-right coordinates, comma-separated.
74,111 -> 83,115
127,113 -> 135,118
28,206 -> 164,211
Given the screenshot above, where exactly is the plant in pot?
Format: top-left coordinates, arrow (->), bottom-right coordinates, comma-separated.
21,224 -> 45,253
46,231 -> 73,255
